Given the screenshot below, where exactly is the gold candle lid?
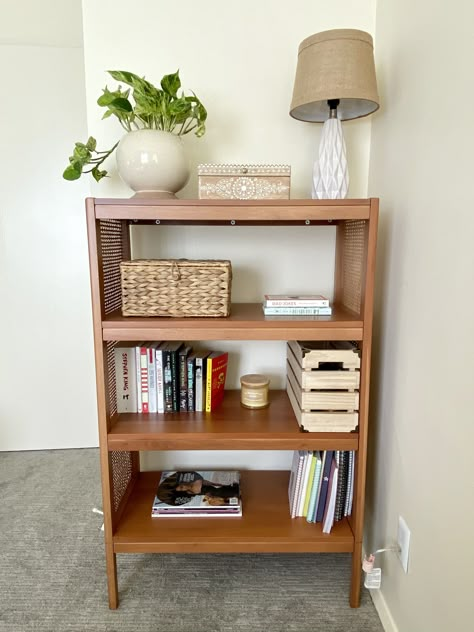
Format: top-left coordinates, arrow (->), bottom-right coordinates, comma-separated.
240,374 -> 270,387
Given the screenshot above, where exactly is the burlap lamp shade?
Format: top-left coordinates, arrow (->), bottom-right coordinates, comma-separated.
289,29 -> 379,199
290,29 -> 379,122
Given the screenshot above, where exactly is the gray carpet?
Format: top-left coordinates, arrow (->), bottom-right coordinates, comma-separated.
0,449 -> 384,632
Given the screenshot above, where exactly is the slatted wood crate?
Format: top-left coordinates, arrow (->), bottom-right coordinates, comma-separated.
286,340 -> 360,432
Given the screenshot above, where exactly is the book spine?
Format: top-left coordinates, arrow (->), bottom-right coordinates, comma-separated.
263,306 -> 332,315
297,451 -> 313,517
135,345 -> 142,413
205,357 -> 212,412
163,348 -> 173,413
155,346 -> 164,413
187,356 -> 195,412
195,357 -> 204,412
170,349 -> 179,412
316,450 -> 334,522
265,299 -> 329,307
179,348 -> 190,412
140,346 -> 149,413
114,347 -> 137,413
147,346 -> 157,413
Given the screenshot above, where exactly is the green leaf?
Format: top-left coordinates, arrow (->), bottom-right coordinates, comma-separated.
86,137 -> 97,151
110,97 -> 133,112
73,145 -> 90,162
92,166 -> 108,182
161,71 -> 181,97
63,165 -> 81,180
169,99 -> 192,117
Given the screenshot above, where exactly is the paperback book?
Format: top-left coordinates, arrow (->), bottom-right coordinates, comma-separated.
263,294 -> 330,307
151,470 -> 242,517
263,305 -> 332,316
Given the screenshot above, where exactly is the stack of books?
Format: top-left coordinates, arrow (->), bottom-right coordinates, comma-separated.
262,294 -> 332,316
288,450 -> 354,533
114,343 -> 228,414
151,471 -> 242,517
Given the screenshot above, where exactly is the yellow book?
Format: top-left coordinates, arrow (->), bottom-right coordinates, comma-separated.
303,452 -> 317,517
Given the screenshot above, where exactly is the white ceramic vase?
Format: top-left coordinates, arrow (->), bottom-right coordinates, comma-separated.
116,129 -> 190,198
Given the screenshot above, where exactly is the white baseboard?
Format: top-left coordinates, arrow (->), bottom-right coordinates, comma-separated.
369,586 -> 398,632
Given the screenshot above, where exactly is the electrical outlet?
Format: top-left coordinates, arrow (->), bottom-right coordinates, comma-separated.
397,515 -> 410,573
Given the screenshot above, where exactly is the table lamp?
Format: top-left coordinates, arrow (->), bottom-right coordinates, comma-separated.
290,29 -> 379,199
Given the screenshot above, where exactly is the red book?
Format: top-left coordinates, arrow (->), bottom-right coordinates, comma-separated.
140,345 -> 149,413
205,351 -> 228,412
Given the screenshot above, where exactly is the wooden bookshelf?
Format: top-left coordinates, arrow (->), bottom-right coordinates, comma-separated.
86,197 -> 378,610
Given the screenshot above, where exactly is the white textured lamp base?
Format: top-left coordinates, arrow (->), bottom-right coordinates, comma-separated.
312,118 -> 349,199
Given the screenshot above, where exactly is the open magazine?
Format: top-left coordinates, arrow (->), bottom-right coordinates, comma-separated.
151,471 -> 242,517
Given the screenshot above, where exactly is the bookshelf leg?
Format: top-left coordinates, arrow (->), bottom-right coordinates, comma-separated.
350,543 -> 362,608
106,547 -> 119,609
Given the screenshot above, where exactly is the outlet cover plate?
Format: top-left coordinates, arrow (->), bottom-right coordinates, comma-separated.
397,515 -> 410,573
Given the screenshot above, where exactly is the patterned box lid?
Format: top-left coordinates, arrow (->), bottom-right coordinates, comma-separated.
198,163 -> 291,177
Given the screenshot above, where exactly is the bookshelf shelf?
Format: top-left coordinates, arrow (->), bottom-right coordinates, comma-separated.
86,197 -> 378,610
113,471 -> 355,553
108,391 -> 359,452
102,303 -> 363,342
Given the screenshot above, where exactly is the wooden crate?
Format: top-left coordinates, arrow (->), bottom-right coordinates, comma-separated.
198,164 -> 290,200
286,341 -> 360,433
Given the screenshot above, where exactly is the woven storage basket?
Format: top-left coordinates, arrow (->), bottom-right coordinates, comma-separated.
120,259 -> 232,317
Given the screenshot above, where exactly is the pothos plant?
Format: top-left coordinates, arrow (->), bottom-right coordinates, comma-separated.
63,70 -> 207,182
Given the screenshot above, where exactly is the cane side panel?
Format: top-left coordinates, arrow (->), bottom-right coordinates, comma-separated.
340,220 -> 366,314
99,219 -> 128,315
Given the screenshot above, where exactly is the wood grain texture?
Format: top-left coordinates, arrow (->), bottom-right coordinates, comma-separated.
108,391 -> 359,452
102,303 -> 363,341
113,471 -> 355,554
93,198 -> 371,222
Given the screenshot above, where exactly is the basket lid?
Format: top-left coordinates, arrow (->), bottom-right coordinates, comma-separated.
122,259 -> 231,268
198,163 -> 291,177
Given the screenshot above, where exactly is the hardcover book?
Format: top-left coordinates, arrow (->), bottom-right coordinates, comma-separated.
186,352 -> 197,412
263,305 -> 332,316
155,342 -> 165,413
139,344 -> 149,413
194,350 -> 211,412
179,345 -> 193,412
146,343 -> 158,414
264,294 -> 329,307
114,346 -> 137,413
151,470 -> 241,517
205,351 -> 229,412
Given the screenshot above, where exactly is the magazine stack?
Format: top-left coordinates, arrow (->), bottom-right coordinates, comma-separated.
151,471 -> 242,517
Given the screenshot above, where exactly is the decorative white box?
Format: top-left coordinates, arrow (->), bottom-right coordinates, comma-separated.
198,164 -> 291,200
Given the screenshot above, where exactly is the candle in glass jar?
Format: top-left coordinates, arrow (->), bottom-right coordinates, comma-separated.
240,374 -> 270,409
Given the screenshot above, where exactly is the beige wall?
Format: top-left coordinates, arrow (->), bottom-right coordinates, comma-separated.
368,0 -> 474,629
0,1 -> 97,449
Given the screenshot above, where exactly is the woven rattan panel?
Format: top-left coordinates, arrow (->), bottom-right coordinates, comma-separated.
106,341 -> 117,418
341,220 -> 366,314
111,451 -> 133,513
100,219 -> 126,315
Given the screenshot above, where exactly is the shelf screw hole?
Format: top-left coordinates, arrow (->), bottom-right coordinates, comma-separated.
155,220 -> 161,225
231,220 -> 236,226
305,220 -> 310,225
